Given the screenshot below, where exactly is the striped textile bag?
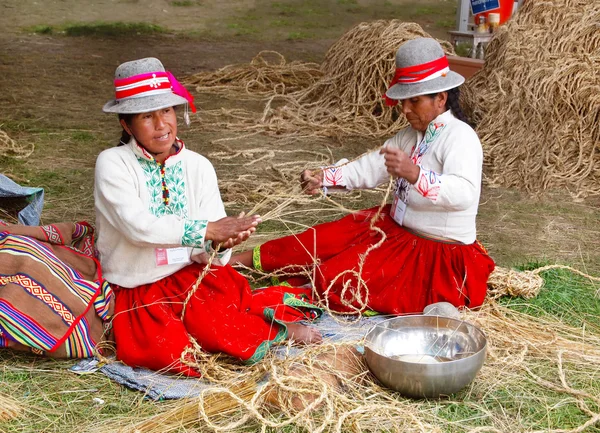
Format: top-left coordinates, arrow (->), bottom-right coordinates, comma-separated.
0,221 -> 113,358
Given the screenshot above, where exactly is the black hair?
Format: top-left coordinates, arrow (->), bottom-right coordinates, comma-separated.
427,87 -> 471,126
445,87 -> 471,126
117,113 -> 135,146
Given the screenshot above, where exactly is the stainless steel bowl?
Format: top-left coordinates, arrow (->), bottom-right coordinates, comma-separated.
364,315 -> 487,398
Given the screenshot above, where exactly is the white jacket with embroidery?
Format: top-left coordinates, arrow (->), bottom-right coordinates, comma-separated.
94,138 -> 230,288
321,111 -> 482,244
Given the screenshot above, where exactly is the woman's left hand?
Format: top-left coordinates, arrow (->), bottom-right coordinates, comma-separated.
207,212 -> 261,250
379,146 -> 420,184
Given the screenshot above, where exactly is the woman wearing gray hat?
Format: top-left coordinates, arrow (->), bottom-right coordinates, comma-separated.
233,38 -> 495,316
95,58 -> 321,376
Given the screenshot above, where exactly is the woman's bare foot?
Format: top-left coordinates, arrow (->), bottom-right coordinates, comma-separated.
286,323 -> 322,344
264,345 -> 365,412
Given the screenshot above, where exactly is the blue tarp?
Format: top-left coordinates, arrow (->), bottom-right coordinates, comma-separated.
0,174 -> 44,225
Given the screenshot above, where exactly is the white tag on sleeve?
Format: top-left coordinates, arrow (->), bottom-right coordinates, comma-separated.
155,247 -> 191,266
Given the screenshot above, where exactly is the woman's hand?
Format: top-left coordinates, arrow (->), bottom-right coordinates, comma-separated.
300,169 -> 324,195
206,212 -> 261,250
379,147 -> 420,184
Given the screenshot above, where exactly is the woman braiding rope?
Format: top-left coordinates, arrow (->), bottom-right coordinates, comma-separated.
233,38 -> 496,316
94,57 -> 323,376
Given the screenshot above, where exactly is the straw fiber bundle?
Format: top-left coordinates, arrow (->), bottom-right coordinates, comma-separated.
0,392 -> 22,421
0,128 -> 34,159
462,0 -> 600,197
187,20 -> 454,138
261,20 -> 455,138
487,263 -> 600,299
183,51 -> 323,98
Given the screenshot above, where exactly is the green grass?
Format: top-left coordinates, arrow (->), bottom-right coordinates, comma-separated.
414,6 -> 438,15
435,18 -> 455,29
226,22 -> 260,36
500,265 -> 600,330
23,0 -> 457,42
433,264 -> 600,432
171,0 -> 201,6
3,268 -> 599,432
27,21 -> 167,37
0,354 -> 160,433
202,0 -> 456,41
287,31 -> 315,40
454,42 -> 473,57
64,21 -> 166,36
28,24 -> 53,34
71,131 -> 96,142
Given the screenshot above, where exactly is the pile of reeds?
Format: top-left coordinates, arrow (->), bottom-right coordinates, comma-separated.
0,392 -> 22,421
261,20 -> 454,138
0,128 -> 34,158
183,50 -> 323,98
462,0 -> 600,197
186,20 -> 453,139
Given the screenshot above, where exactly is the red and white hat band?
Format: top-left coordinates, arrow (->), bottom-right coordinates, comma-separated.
384,56 -> 450,106
114,72 -> 172,100
392,56 -> 450,85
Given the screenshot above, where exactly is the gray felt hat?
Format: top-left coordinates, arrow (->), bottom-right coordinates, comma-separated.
102,57 -> 189,114
385,38 -> 465,101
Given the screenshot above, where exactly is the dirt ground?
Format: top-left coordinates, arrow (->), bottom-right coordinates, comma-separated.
0,0 -> 599,275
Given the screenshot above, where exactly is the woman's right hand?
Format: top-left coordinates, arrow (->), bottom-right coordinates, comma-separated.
300,169 -> 324,195
206,212 -> 261,249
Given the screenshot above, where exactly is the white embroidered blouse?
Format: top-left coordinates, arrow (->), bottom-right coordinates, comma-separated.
94,138 -> 230,288
321,110 -> 483,244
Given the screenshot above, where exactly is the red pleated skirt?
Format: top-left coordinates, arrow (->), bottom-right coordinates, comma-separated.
257,205 -> 495,315
112,263 -> 318,376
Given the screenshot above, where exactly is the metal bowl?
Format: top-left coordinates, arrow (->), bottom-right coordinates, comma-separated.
364,315 -> 487,398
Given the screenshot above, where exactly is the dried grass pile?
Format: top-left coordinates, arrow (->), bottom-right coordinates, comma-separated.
183,51 -> 323,98
262,20 -> 454,138
0,392 -> 22,421
0,128 -> 34,159
462,0 -> 600,197
488,263 -> 600,299
187,20 -> 454,138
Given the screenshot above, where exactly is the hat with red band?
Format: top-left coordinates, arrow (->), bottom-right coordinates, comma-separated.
103,57 -> 196,114
384,38 -> 464,105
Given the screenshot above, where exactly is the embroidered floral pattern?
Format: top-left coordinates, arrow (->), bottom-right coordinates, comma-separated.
137,158 -> 188,218
323,166 -> 343,187
415,167 -> 442,200
412,121 -> 446,165
394,120 -> 447,206
182,219 -> 208,247
159,163 -> 170,206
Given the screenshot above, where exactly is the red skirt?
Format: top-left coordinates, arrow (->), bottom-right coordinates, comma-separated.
257,205 -> 495,315
112,263 -> 318,376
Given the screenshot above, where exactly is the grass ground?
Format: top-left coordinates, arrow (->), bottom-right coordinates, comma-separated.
1,1 -> 599,432
1,270 -> 599,432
